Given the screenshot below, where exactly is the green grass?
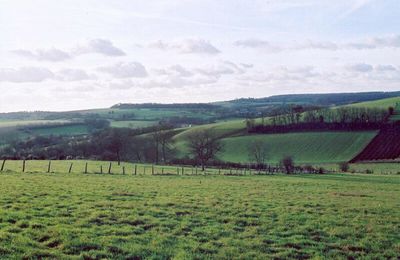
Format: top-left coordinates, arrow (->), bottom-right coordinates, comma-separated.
0,165 -> 398,259
173,118 -> 268,143
346,96 -> 400,109
25,124 -> 88,136
316,162 -> 400,174
219,132 -> 377,164
89,108 -> 216,121
0,120 -> 71,129
110,120 -> 158,129
0,160 -> 233,176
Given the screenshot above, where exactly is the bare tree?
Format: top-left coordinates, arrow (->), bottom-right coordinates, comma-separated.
151,126 -> 175,164
248,141 -> 268,166
281,155 -> 294,174
151,130 -> 161,164
159,130 -> 175,163
188,129 -> 224,171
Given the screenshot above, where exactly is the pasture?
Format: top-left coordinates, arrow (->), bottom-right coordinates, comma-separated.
0,120 -> 71,129
219,131 -> 377,164
0,169 -> 398,259
110,120 -> 158,129
346,96 -> 400,110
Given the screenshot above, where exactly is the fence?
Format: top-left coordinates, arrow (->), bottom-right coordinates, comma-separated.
0,160 -> 284,176
3,159 -> 393,175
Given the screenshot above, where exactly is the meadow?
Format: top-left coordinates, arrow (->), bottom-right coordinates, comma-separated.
0,168 -> 398,259
0,120 -> 71,129
219,132 -> 377,164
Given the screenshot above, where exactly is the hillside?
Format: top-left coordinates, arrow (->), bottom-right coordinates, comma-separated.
346,96 -> 400,110
1,92 -> 400,165
171,95 -> 400,164
350,123 -> 400,162
219,132 -> 377,164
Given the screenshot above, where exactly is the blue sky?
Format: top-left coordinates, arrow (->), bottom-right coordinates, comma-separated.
0,0 -> 399,111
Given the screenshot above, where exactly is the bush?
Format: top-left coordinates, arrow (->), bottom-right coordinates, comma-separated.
339,162 -> 349,172
281,156 -> 294,174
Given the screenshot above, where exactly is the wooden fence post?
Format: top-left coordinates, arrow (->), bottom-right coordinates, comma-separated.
195,167 -> 198,175
123,166 -> 125,175
108,162 -> 112,174
152,165 -> 154,175
84,162 -> 88,174
100,165 -> 103,174
177,167 -> 179,175
0,159 -> 5,172
162,168 -> 164,175
181,166 -> 184,175
218,168 -> 221,175
68,163 -> 73,173
22,160 -> 26,173
47,160 -> 51,173
134,165 -> 137,175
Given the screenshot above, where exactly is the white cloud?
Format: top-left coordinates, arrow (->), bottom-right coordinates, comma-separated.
234,39 -> 281,52
241,63 -> 254,69
113,75 -> 219,90
294,41 -> 338,51
11,48 -> 71,62
11,39 -> 126,63
55,69 -> 95,81
149,38 -> 220,55
195,61 -> 246,77
375,65 -> 397,72
98,62 -> 148,78
0,67 -> 54,82
348,63 -> 373,72
152,65 -> 194,77
73,39 -> 126,56
235,35 -> 400,52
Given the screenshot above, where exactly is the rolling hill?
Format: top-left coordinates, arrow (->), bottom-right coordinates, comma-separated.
171,94 -> 400,164
219,132 -> 377,164
1,91 -> 400,164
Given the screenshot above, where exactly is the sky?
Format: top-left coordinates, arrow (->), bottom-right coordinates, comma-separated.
0,0 -> 399,112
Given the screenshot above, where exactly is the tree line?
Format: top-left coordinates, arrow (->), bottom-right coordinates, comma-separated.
0,124 -> 225,171
248,106 -> 392,133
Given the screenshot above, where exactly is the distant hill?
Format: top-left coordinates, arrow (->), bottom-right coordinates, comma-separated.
226,91 -> 400,107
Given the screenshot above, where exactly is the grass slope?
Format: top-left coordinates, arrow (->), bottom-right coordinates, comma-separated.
220,132 -> 377,164
0,120 -> 71,129
26,124 -> 88,136
347,96 -> 400,109
110,120 -> 158,128
0,171 -> 398,259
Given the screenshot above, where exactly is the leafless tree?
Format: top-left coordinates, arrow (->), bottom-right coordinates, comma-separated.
281,155 -> 294,174
248,141 -> 268,166
188,129 -> 224,171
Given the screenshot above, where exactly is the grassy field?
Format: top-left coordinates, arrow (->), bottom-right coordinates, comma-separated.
25,124 -> 89,136
89,108 -> 216,121
0,160 -> 219,175
218,131 -> 377,164
110,120 -> 158,129
174,130 -> 378,164
0,120 -> 71,129
346,96 -> 400,109
0,169 -> 399,259
315,162 -> 400,174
